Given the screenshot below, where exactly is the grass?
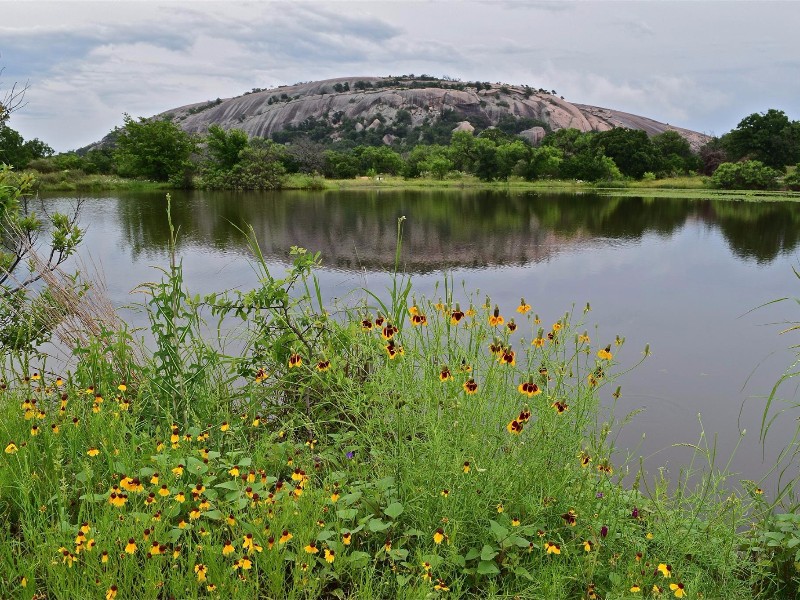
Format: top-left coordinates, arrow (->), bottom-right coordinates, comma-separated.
0,217 -> 798,598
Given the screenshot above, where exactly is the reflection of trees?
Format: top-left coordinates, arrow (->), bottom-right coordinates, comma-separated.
708,201 -> 800,263
112,189 -> 800,270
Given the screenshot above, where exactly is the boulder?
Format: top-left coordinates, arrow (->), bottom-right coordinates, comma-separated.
366,118 -> 382,130
452,121 -> 475,134
382,134 -> 396,146
518,126 -> 547,146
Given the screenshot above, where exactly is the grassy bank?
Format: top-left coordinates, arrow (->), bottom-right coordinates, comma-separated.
1,218 -> 797,598
30,169 -> 800,201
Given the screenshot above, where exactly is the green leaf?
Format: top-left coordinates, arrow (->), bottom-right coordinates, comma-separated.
513,566 -> 534,581
368,519 -> 391,532
480,544 -> 498,561
477,560 -> 500,575
489,520 -> 508,541
464,548 -> 481,561
203,510 -> 223,521
215,480 -> 240,490
384,502 -> 404,519
336,509 -> 358,520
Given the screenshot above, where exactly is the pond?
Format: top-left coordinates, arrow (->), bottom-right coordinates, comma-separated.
39,188 -> 800,485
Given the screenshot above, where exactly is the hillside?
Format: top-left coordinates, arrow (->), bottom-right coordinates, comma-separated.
158,76 -> 709,151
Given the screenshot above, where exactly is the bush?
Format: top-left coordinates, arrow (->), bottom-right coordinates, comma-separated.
709,160 -> 780,190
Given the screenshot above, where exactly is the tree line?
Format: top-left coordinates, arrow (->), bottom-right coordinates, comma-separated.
3,107 -> 800,191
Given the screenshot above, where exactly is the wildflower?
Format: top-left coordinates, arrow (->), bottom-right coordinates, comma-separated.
669,583 -> 685,598
578,332 -> 591,343
630,584 -> 642,593
125,538 -> 137,554
109,493 -> 128,508
507,419 -> 523,434
552,401 -> 569,414
304,541 -> 319,554
597,345 -> 613,360
489,339 -> 504,355
374,315 -> 385,327
583,540 -> 594,552
517,298 -> 531,314
189,508 -> 201,520
158,485 -> 170,497
459,360 -> 472,373
411,313 -> 428,326
532,336 -> 545,348
324,548 -> 335,563
465,305 -> 476,317
600,525 -> 608,537
299,562 -> 308,571
657,563 -> 672,578
518,381 -> 541,397
381,324 -> 398,340
440,489 -> 449,498
439,367 -> 453,382
251,416 -> 260,427
463,379 -> 478,394
30,425 -> 39,436
149,541 -> 163,556
330,491 -> 340,502
450,307 -> 465,325
288,353 -> 303,368
434,579 -> 450,591
101,551 -> 109,563
544,541 -> 561,554
511,517 -> 521,527
194,563 -> 208,582
499,349 -> 515,366
383,539 -> 392,552
580,452 -> 591,467
462,461 -> 471,473
316,360 -> 331,372
226,514 -> 236,526
342,531 -> 352,545
5,442 -> 18,454
488,305 -> 504,326
587,584 -> 598,599
172,464 -> 184,477
220,421 -> 230,432
279,530 -> 292,544
506,320 -> 517,332
360,318 -> 373,331
653,585 -> 664,595
207,584 -> 217,592
433,528 -> 445,544
106,586 -> 118,600
175,492 -> 186,503
631,507 -> 640,519
385,341 -> 404,359
229,465 -> 240,477
561,509 -> 577,526
755,487 -> 764,495
552,322 -> 562,332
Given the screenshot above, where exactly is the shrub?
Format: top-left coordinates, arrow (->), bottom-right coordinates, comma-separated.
710,160 -> 780,190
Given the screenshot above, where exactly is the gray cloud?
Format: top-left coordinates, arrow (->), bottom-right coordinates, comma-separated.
2,0 -> 799,151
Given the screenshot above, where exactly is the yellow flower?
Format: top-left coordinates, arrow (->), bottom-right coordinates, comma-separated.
5,442 -> 18,454
583,540 -> 594,552
330,492 -> 340,503
544,541 -> 561,554
106,585 -> 118,600
324,548 -> 335,563
342,531 -> 352,545
220,421 -> 230,432
304,542 -> 319,554
433,528 -> 445,544
279,530 -> 293,544
194,563 -> 207,582
288,353 -> 303,368
669,583 -> 685,598
630,584 -> 641,593
517,299 -> 531,314
511,518 -> 521,527
496,503 -> 504,513
125,538 -> 137,554
223,541 -> 235,556
597,345 -> 613,360
657,563 -> 672,578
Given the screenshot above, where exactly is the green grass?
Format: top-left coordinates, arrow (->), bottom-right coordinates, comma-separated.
0,221 -> 796,598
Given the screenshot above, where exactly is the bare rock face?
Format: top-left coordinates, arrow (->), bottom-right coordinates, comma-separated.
157,76 -> 710,151
382,134 -> 397,146
354,122 -> 364,132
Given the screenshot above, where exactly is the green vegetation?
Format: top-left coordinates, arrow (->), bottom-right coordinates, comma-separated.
1,209 -> 799,598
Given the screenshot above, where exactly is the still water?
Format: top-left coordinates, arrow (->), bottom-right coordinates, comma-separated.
41,189 -> 800,486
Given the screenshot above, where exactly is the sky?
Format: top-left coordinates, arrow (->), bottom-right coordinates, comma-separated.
2,0 -> 799,152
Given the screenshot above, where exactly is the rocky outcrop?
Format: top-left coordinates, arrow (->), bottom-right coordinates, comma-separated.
155,76 -> 709,150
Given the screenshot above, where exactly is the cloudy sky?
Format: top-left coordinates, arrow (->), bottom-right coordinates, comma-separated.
2,0 -> 799,152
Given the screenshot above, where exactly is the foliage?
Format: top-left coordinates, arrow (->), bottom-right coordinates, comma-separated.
0,223 -> 786,597
114,114 -> 198,183
723,109 -> 800,169
709,160 -> 780,190
204,125 -> 249,171
0,165 -> 84,354
0,123 -> 53,169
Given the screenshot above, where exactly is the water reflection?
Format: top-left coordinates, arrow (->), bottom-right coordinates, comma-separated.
109,190 -> 800,269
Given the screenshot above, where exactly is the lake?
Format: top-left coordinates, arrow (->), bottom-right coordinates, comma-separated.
39,188 -> 800,486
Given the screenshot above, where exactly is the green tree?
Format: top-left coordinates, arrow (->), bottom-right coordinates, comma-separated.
114,114 -> 197,182
651,130 -> 699,175
0,123 -> 53,169
205,124 -> 249,171
723,109 -> 800,169
590,127 -> 657,179
495,140 -> 531,179
225,139 -> 286,190
559,149 -> 622,182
